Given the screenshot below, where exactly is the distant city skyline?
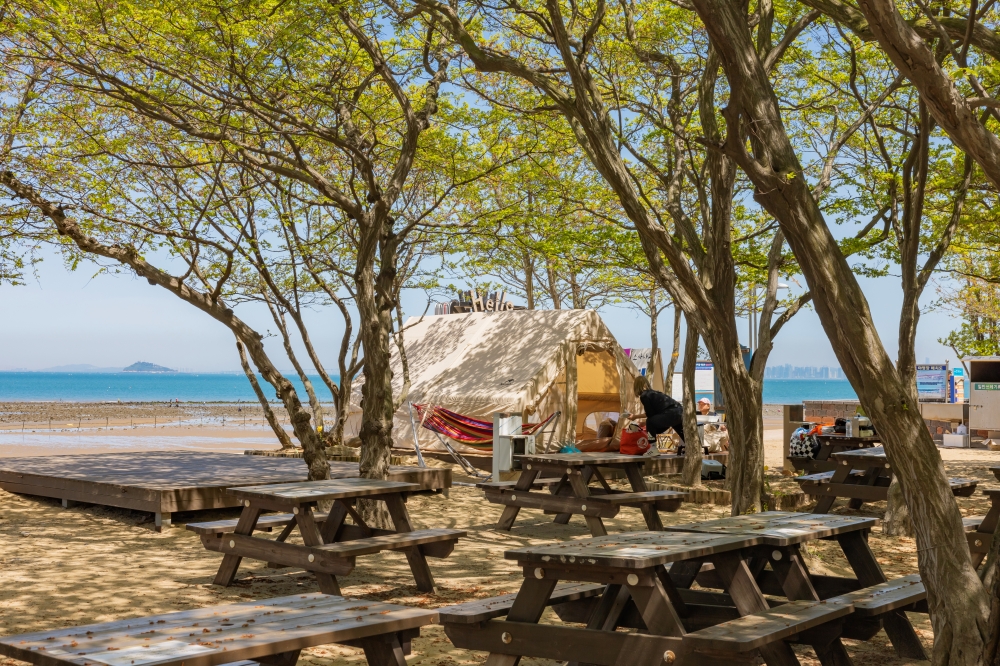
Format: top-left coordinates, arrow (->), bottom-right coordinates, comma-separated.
764,364 -> 847,380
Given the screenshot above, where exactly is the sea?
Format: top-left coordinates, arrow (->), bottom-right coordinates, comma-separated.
0,372 -> 857,404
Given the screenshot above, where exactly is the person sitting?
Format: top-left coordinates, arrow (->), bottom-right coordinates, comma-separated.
697,398 -> 727,431
625,375 -> 685,444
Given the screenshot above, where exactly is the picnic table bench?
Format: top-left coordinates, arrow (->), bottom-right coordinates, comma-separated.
480,452 -> 686,536
961,466 -> 1000,566
187,478 -> 465,594
788,434 -> 881,474
0,593 -> 436,666
439,512 -> 927,665
795,446 -> 978,513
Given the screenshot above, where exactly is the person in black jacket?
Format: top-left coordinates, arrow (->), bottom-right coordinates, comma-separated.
626,375 -> 685,443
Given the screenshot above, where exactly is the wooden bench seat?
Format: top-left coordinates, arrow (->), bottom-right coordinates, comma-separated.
588,490 -> 686,511
950,478 -> 979,497
187,512 -> 329,536
826,575 -> 925,617
683,599 -> 853,652
794,470 -> 866,484
475,478 -> 562,490
0,593 -> 436,666
316,528 -> 466,558
438,582 -> 606,624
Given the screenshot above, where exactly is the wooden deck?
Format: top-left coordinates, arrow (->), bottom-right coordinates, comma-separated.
0,451 -> 451,529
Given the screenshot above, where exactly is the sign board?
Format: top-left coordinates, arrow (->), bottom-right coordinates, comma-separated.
916,363 -> 949,401
624,348 -> 654,376
975,383 -> 1000,391
695,361 -> 715,393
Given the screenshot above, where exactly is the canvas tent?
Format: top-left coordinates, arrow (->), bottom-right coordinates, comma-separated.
350,309 -> 642,453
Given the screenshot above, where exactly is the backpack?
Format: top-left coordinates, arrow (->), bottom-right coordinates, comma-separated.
789,426 -> 821,459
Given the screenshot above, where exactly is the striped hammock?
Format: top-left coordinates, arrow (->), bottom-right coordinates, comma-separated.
412,404 -> 558,450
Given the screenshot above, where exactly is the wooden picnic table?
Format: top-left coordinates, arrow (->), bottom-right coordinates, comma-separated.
478,452 -> 686,536
439,512 -> 927,665
0,593 -> 436,666
796,446 -> 977,513
963,466 -> 1000,567
788,434 -> 881,474
188,478 -> 465,595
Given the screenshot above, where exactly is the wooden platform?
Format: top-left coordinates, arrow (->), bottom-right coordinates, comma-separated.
0,451 -> 451,530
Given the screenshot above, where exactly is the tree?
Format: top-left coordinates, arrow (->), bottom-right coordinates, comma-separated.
408,0 -> 813,513
683,0 -> 993,657
9,0 -> 510,525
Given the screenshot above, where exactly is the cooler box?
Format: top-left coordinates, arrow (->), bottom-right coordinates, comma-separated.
942,433 -> 970,448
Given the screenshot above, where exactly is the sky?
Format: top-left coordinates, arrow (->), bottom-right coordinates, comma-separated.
0,247 -> 966,374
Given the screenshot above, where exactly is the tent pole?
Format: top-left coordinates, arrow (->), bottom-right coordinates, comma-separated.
431,429 -> 490,479
407,403 -> 427,468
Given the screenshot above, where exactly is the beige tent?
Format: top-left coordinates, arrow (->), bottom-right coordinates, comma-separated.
352,309 -> 642,453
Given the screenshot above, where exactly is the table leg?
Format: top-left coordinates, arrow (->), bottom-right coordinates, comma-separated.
814,464 -> 852,514
847,467 -> 882,510
496,468 -> 540,531
213,504 -> 262,586
358,633 -> 407,666
768,546 -> 853,666
626,571 -> 686,636
296,506 -> 341,595
485,577 -> 558,666
712,551 -> 801,666
836,531 -> 926,660
384,493 -> 436,593
668,560 -> 702,589
624,464 -> 663,531
566,584 -> 632,666
568,470 -> 606,537
555,468 -> 592,524
319,500 -> 350,543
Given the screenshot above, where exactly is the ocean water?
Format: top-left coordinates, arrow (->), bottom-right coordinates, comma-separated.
0,372 -> 336,402
762,378 -> 857,403
0,372 -> 857,404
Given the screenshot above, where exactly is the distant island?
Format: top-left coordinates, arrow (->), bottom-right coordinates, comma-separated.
123,362 -> 177,373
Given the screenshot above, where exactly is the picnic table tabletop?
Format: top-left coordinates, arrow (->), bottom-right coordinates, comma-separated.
0,593 -> 436,666
816,434 -> 881,444
664,511 -> 877,546
227,478 -> 420,504
515,452 -> 653,468
989,466 -> 1000,483
831,446 -> 887,462
504,531 -> 762,569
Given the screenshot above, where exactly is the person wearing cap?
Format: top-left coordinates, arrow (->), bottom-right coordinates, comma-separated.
697,398 -> 727,431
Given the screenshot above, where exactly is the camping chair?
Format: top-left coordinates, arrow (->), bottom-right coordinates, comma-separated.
411,404 -> 560,479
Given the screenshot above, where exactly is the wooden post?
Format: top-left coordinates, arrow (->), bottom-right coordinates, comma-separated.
782,404 -> 804,474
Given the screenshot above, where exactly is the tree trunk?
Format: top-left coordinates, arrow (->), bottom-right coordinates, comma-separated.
680,323 -> 703,487
883,477 -> 914,536
354,248 -> 397,529
664,303 -> 682,388
237,339 -> 294,449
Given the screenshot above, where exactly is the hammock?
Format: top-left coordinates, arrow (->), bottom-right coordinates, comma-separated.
412,404 -> 559,450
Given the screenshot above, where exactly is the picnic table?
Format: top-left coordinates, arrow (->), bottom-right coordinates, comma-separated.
477,452 -> 686,536
789,434 -> 881,474
963,466 -> 1000,567
0,593 -> 435,666
796,446 -> 977,513
439,512 -> 928,665
187,478 -> 465,594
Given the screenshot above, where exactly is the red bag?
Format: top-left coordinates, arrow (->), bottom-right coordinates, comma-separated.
619,424 -> 651,455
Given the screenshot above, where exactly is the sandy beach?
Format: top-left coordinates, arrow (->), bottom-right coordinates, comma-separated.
1,403 -> 999,665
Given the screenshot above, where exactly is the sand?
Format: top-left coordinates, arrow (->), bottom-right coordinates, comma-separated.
2,405 -> 999,665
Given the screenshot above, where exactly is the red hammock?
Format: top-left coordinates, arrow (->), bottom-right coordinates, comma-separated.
412,404 -> 557,450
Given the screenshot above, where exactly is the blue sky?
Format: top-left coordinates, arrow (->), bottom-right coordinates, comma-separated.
0,247 -> 965,373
